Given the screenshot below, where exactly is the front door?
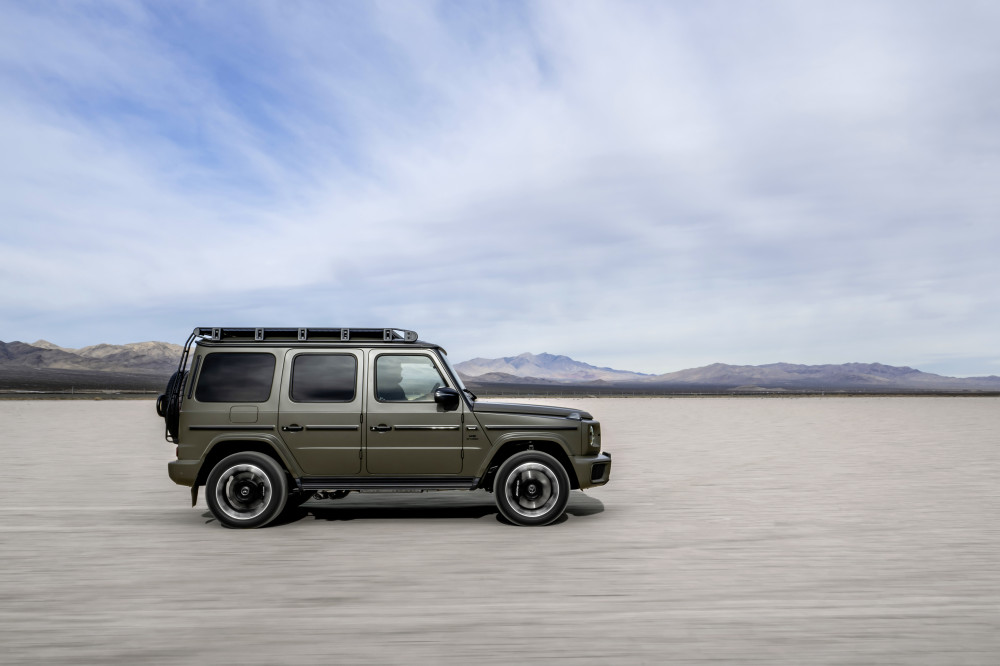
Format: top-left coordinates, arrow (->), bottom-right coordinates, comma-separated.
365,351 -> 463,475
278,349 -> 364,476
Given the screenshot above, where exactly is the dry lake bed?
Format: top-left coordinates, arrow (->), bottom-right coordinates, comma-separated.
1,397 -> 998,664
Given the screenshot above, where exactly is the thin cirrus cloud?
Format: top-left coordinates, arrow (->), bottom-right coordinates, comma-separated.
0,1 -> 998,377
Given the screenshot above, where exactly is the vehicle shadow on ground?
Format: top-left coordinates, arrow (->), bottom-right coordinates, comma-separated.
266,491 -> 605,527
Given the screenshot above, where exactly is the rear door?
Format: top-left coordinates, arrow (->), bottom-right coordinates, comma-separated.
278,349 -> 364,476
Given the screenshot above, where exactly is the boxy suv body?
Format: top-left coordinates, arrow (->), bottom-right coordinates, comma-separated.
157,327 -> 611,528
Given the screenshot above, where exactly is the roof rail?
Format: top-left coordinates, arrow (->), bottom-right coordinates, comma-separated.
192,327 -> 419,343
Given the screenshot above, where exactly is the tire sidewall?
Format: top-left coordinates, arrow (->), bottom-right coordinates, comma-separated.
494,450 -> 570,526
206,451 -> 288,528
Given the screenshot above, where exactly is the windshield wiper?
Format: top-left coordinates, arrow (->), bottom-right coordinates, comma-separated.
463,388 -> 478,401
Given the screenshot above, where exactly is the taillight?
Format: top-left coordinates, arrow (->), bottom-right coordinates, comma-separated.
175,446 -> 180,458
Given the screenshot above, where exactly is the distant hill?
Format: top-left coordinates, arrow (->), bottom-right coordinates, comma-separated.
455,352 -> 650,383
0,340 -> 181,391
29,339 -> 182,371
458,354 -> 1000,392
457,371 -> 565,385
643,361 -> 1000,391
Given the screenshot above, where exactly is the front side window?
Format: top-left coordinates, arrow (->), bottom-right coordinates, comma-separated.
290,354 -> 357,402
195,353 -> 275,402
375,355 -> 446,402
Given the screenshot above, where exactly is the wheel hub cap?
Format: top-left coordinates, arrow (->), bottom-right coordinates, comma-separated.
233,479 -> 263,503
504,462 -> 559,518
215,463 -> 272,521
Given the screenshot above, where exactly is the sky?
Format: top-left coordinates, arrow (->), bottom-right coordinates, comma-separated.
1,1 -> 998,377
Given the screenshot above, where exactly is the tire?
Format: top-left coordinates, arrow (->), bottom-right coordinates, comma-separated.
205,452 -> 288,528
494,450 -> 570,526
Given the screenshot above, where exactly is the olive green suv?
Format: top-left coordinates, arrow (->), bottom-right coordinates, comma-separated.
157,327 -> 611,528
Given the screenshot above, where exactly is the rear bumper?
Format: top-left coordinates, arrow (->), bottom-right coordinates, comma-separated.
168,459 -> 199,487
572,451 -> 612,489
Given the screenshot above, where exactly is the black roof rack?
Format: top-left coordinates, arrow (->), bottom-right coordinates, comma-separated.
193,327 -> 419,343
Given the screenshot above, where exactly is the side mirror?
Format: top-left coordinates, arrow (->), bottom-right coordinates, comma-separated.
433,387 -> 461,411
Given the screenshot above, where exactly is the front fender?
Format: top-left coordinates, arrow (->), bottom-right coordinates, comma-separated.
474,431 -> 575,478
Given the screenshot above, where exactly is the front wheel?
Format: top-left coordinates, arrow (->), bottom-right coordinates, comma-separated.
206,452 -> 288,528
494,451 -> 570,526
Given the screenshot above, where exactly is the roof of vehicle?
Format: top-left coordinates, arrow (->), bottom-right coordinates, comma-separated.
190,327 -> 445,352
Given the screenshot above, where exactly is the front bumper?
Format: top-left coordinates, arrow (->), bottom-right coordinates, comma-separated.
572,451 -> 612,489
168,459 -> 200,487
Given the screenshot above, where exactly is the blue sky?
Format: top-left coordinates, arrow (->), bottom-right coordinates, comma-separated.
1,1 -> 998,376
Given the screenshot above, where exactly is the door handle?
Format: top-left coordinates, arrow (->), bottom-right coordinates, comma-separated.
282,424 -> 304,432
370,424 -> 392,432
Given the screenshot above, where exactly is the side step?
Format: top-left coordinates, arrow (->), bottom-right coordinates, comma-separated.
299,476 -> 480,491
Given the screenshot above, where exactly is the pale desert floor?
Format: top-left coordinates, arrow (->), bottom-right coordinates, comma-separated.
0,397 -> 998,664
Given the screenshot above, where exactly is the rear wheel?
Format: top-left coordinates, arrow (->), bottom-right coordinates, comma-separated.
494,451 -> 570,526
206,452 -> 288,528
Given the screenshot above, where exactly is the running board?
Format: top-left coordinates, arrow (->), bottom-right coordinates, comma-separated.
298,476 -> 480,491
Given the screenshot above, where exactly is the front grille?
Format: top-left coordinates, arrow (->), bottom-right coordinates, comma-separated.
590,463 -> 607,482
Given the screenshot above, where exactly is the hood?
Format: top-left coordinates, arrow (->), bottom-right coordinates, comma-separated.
471,401 -> 593,420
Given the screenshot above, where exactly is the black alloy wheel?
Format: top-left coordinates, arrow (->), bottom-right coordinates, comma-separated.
206,451 -> 288,528
494,450 -> 571,526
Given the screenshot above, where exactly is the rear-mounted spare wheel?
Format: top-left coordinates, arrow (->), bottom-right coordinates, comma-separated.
158,370 -> 186,440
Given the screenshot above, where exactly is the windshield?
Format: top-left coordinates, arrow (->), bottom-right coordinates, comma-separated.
438,351 -> 471,396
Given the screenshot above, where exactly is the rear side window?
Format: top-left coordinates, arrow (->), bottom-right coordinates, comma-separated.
195,353 -> 275,402
290,354 -> 357,402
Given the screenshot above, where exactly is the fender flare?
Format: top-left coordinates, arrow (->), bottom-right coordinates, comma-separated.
476,433 -> 578,487
197,433 -> 303,484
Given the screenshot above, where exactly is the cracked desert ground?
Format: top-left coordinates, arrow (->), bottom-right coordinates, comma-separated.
1,397 -> 998,664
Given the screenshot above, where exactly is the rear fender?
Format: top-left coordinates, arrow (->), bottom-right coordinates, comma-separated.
196,434 -> 302,486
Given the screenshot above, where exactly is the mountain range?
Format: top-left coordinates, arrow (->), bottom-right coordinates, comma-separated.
0,340 -> 182,391
454,353 -> 1000,392
6,340 -> 182,373
1,340 -> 998,393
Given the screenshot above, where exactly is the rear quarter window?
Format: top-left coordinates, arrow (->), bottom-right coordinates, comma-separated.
195,353 -> 276,402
